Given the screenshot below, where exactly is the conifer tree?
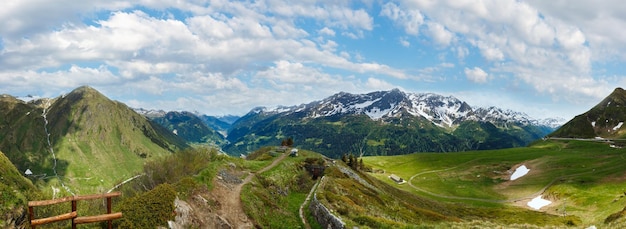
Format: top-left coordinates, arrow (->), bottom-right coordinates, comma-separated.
359,158 -> 364,170
348,154 -> 356,169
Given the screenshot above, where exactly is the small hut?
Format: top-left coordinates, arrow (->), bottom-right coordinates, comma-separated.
389,174 -> 404,183
290,148 -> 299,157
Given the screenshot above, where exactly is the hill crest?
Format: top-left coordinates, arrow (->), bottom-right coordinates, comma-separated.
550,87 -> 626,138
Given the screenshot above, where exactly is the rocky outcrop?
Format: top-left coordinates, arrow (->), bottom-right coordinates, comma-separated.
309,193 -> 345,229
1,206 -> 28,229
167,195 -> 233,229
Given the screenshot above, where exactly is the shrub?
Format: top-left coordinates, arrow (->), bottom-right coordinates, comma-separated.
175,177 -> 200,200
246,146 -> 274,160
114,183 -> 177,228
141,147 -> 217,189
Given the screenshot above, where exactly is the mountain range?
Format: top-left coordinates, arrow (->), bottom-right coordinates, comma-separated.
223,89 -> 562,157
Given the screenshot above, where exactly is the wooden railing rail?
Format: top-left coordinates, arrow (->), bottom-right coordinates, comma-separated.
28,192 -> 123,229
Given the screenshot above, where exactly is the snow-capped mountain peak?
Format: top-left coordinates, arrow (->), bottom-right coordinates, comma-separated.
470,107 -> 533,124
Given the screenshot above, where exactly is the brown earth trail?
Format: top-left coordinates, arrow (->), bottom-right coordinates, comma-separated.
215,152 -> 289,228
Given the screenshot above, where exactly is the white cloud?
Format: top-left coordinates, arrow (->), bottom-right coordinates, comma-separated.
464,67 -> 489,83
187,15 -> 235,39
399,37 -> 410,47
455,46 -> 469,59
425,22 -> 454,46
0,65 -> 119,95
364,77 -> 394,90
380,2 -> 424,35
525,0 -> 626,60
319,27 -> 336,36
321,40 -> 339,52
264,1 -> 373,31
255,60 -> 340,85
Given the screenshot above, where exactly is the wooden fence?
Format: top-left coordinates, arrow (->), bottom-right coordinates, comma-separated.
28,192 -> 123,229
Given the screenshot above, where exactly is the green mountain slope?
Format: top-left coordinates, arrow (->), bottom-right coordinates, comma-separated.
225,112 -> 549,158
0,86 -> 189,195
0,150 -> 36,228
199,114 -> 236,136
151,111 -> 226,145
0,95 -> 49,177
550,87 -> 626,138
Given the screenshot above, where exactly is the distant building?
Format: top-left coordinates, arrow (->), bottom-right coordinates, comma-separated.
290,148 -> 299,157
24,169 -> 33,175
389,174 -> 404,183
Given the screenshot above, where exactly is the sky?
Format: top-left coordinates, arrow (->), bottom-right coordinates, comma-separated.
1,0 -> 624,120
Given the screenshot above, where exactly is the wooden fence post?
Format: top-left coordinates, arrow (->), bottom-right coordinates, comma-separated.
107,196 -> 112,229
71,200 -> 77,229
29,206 -> 35,229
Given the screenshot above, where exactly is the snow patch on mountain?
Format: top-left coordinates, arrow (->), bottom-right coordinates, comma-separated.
613,122 -> 624,131
365,106 -> 392,120
134,108 -> 167,118
354,98 -> 379,109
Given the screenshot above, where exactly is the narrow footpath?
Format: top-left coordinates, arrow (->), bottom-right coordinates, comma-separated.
299,176 -> 322,229
216,152 -> 288,229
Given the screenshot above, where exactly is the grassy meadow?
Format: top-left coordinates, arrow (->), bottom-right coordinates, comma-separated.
363,139 -> 626,226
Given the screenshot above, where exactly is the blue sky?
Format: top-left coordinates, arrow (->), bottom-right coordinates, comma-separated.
1,0 -> 624,120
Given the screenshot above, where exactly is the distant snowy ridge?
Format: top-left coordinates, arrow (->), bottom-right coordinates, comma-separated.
256,89 -> 564,129
133,108 -> 167,118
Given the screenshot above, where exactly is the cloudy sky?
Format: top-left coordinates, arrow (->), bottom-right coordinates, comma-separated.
1,0 -> 624,119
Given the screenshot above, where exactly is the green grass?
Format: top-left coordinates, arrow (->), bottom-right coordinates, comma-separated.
363,140 -> 626,226
0,150 -> 37,227
317,159 -> 584,228
241,148 -> 321,228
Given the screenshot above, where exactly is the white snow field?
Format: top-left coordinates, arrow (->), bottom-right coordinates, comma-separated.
510,165 -> 530,180
527,195 -> 552,210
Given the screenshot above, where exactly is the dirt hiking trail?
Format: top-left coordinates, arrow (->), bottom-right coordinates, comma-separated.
215,152 -> 288,229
